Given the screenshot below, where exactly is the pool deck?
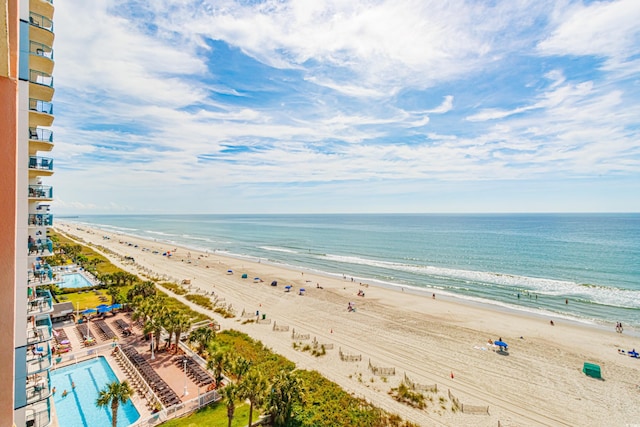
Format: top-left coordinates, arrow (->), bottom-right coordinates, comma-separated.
53,311 -> 208,422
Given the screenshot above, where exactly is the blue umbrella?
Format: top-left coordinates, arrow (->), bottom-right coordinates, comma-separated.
494,340 -> 508,349
81,308 -> 96,315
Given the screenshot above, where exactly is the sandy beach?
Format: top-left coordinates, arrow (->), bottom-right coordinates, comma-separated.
55,222 -> 640,427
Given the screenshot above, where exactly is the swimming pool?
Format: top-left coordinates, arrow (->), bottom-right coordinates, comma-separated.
51,356 -> 140,427
59,273 -> 94,289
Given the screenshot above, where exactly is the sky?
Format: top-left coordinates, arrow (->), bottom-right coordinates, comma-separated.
49,0 -> 640,214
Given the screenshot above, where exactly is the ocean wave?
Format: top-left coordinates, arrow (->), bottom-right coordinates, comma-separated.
259,246 -> 298,254
145,230 -> 178,237
321,253 -> 640,309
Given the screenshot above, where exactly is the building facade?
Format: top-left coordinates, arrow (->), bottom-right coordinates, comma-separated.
2,0 -> 56,425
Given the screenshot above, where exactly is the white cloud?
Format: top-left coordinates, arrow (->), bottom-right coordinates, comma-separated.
49,0 -> 640,214
537,0 -> 640,61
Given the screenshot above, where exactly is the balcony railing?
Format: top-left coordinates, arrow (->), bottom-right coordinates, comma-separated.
29,156 -> 54,171
29,98 -> 53,115
27,315 -> 53,346
29,261 -> 57,285
29,41 -> 54,60
29,127 -> 53,142
29,12 -> 54,32
29,185 -> 53,199
26,341 -> 52,375
28,237 -> 53,257
27,290 -> 53,316
25,403 -> 52,427
29,70 -> 53,87
26,371 -> 52,406
28,214 -> 54,227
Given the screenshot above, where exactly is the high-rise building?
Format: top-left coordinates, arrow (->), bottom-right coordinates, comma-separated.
1,0 -> 56,425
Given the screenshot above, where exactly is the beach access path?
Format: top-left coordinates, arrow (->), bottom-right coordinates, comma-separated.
56,222 -> 640,427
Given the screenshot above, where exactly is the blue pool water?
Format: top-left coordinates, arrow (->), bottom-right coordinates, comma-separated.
60,273 -> 94,289
51,356 -> 140,427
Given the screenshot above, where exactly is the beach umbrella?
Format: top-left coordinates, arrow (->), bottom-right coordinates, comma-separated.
494,340 -> 508,349
81,308 -> 96,315
284,285 -> 291,289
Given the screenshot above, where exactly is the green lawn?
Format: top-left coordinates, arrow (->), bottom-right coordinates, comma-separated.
160,401 -> 260,427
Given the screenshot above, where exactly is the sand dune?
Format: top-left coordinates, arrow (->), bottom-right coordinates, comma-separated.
56,222 -> 640,427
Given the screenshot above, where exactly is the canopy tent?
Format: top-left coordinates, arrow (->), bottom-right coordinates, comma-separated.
81,308 -> 96,315
241,274 -> 248,279
494,341 -> 508,352
582,362 -> 602,379
110,303 -> 122,310
271,281 -> 278,286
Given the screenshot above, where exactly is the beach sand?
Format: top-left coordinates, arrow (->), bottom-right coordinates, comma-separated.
56,222 -> 640,426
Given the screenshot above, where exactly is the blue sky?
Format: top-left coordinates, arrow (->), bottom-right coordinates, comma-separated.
50,0 -> 640,214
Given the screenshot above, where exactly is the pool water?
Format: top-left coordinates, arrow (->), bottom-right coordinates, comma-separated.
51,356 -> 140,427
60,273 -> 94,289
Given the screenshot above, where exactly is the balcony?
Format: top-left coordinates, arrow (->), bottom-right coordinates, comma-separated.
27,289 -> 53,316
29,185 -> 53,200
29,127 -> 53,154
26,315 -> 53,346
28,214 -> 54,227
29,12 -> 54,50
29,41 -> 54,75
29,0 -> 54,22
29,99 -> 53,127
26,341 -> 52,375
26,371 -> 52,406
29,70 -> 54,101
28,156 -> 54,177
29,262 -> 57,285
28,236 -> 53,257
25,399 -> 52,427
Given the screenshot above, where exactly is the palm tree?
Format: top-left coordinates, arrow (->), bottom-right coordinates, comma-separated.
220,383 -> 239,427
163,309 -> 180,349
96,380 -> 135,427
173,312 -> 192,352
265,371 -> 303,427
188,326 -> 215,355
238,368 -> 267,427
206,345 -> 228,388
106,285 -> 120,305
229,356 -> 251,383
127,281 -> 157,301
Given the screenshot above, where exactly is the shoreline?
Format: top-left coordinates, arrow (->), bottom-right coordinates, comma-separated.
65,220 -> 639,336
54,221 -> 640,426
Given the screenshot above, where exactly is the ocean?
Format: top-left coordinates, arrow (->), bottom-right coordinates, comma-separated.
61,213 -> 640,329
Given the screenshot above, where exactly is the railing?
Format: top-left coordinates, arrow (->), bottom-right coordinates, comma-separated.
29,41 -> 54,60
29,98 -> 53,114
29,214 -> 54,227
29,70 -> 53,87
27,342 -> 53,375
26,370 -> 52,406
29,156 -> 54,171
27,290 -> 53,316
25,403 -> 52,427
27,315 -> 53,346
29,185 -> 53,199
29,12 -> 54,32
29,127 -> 53,142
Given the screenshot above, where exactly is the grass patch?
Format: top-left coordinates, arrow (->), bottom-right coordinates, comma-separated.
159,401 -> 258,427
158,282 -> 188,295
185,294 -> 214,310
